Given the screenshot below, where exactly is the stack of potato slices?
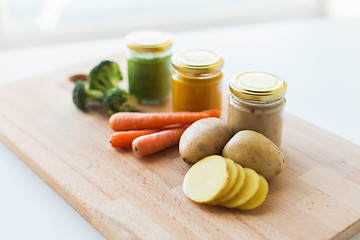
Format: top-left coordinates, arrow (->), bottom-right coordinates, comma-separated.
183,155 -> 268,210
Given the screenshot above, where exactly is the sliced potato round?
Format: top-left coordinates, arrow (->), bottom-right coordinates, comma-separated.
183,155 -> 229,203
209,158 -> 238,205
221,168 -> 260,208
237,175 -> 268,210
215,163 -> 245,204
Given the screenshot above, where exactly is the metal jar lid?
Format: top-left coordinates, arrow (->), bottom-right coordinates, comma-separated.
172,49 -> 223,75
125,30 -> 173,52
229,71 -> 287,102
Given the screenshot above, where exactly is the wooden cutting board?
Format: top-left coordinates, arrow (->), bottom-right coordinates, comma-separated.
0,54 -> 359,240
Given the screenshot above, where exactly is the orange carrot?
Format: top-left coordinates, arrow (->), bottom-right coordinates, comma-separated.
110,129 -> 160,149
132,125 -> 189,156
109,109 -> 220,131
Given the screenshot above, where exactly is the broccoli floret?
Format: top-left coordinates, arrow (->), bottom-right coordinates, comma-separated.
102,87 -> 138,115
89,60 -> 123,92
72,80 -> 104,111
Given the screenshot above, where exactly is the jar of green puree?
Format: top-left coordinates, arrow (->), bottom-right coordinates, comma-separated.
125,30 -> 173,104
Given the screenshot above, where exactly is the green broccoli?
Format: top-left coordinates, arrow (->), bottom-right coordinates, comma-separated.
72,80 -> 104,111
102,87 -> 138,115
89,60 -> 123,92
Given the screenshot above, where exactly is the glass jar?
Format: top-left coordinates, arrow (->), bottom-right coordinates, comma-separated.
171,49 -> 223,112
125,30 -> 173,104
228,71 -> 287,146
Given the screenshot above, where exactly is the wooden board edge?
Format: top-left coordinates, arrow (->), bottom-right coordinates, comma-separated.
332,220 -> 360,240
0,115 -> 114,240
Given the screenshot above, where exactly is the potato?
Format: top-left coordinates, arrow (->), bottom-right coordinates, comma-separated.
221,168 -> 260,208
180,117 -> 231,165
215,163 -> 245,204
183,156 -> 268,210
222,130 -> 285,180
183,155 -> 230,203
238,175 -> 268,210
209,158 -> 238,205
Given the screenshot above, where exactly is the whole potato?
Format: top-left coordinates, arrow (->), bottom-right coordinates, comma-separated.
180,118 -> 231,165
222,130 -> 285,180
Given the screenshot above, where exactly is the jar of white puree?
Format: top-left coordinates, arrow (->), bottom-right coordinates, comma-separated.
228,71 -> 287,146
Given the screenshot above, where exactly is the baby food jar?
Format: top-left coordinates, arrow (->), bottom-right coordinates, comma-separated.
228,71 -> 287,146
171,49 -> 223,112
125,30 -> 173,104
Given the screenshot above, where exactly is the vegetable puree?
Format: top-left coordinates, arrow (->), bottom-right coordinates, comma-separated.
171,49 -> 223,112
128,54 -> 172,104
125,30 -> 173,104
172,72 -> 222,112
228,72 -> 287,146
228,96 -> 285,146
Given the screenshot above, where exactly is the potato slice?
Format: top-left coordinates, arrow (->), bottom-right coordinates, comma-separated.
209,158 -> 238,205
238,175 -> 268,210
221,168 -> 260,208
183,155 -> 229,203
215,163 -> 245,204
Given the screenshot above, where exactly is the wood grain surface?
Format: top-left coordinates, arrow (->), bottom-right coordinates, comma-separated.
0,54 -> 359,240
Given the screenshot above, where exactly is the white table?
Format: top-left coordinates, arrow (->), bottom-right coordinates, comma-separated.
1,17 -> 359,240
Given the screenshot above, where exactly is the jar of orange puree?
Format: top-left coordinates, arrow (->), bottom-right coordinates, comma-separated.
171,49 -> 223,112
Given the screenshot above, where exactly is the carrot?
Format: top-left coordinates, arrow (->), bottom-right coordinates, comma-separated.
132,125 -> 189,156
110,129 -> 160,149
109,109 -> 220,131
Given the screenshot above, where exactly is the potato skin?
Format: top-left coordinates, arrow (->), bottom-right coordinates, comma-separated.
222,130 -> 285,180
180,118 -> 231,165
